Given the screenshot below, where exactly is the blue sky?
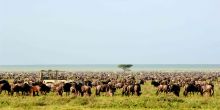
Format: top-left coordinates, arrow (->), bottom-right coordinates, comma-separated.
0,0 -> 220,65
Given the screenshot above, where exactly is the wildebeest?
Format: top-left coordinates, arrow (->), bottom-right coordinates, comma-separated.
31,82 -> 41,96
200,84 -> 214,96
134,83 -> 142,96
0,80 -> 11,95
56,83 -> 64,96
169,84 -> 181,97
115,83 -> 124,89
81,85 -> 92,96
69,81 -> 92,97
107,82 -> 116,96
95,81 -> 116,96
137,79 -> 145,85
122,82 -> 141,96
21,83 -> 32,96
63,82 -> 72,96
26,81 -> 51,96
122,84 -> 128,96
126,84 -> 135,96
95,84 -> 109,96
70,82 -> 82,96
11,80 -> 24,96
156,84 -> 170,95
40,83 -> 51,95
183,83 -> 202,96
151,80 -> 160,87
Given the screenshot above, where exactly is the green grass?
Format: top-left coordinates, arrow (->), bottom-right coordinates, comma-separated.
0,81 -> 220,110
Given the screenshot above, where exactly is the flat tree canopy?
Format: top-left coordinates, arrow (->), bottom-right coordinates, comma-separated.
118,64 -> 133,72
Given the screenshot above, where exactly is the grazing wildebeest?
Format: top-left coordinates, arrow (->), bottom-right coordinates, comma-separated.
122,84 -> 128,96
21,83 -> 31,96
115,83 -> 124,89
70,82 -> 81,96
151,80 -> 160,87
31,82 -> 41,96
107,82 -> 116,96
11,80 -> 24,96
63,82 -> 72,96
70,81 -> 92,97
81,85 -> 92,96
122,83 -> 137,96
40,83 -> 51,95
95,84 -> 109,96
169,84 -> 181,97
0,80 -> 11,95
156,84 -> 170,95
95,81 -> 116,96
134,83 -> 142,96
56,83 -> 64,96
183,84 -> 202,96
126,84 -> 134,96
200,84 -> 214,96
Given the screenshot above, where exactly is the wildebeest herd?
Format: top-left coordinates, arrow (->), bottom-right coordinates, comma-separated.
0,71 -> 219,97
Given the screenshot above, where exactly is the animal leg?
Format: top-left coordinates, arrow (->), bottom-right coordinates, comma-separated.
81,92 -> 84,97
156,90 -> 159,95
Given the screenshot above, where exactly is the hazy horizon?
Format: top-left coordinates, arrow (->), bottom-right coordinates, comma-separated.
1,0 -> 220,65
1,64 -> 220,66
1,64 -> 220,72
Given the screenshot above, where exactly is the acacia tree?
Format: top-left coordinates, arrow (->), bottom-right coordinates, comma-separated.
118,64 -> 133,72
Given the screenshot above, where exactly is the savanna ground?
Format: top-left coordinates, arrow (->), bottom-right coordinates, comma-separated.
0,81 -> 220,110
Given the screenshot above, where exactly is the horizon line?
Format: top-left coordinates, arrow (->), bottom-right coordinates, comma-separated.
1,64 -> 220,66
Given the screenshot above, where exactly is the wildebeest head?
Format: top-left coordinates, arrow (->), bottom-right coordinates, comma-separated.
151,80 -> 160,87
137,79 -> 144,85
